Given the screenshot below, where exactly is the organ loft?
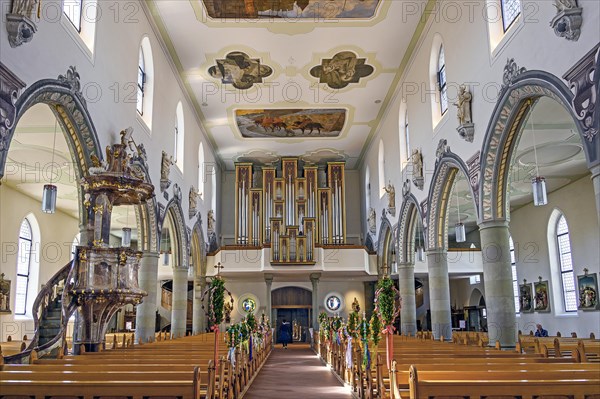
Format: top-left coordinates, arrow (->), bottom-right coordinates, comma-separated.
235,158 -> 347,264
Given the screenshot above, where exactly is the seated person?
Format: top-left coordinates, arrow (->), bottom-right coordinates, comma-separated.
534,323 -> 548,337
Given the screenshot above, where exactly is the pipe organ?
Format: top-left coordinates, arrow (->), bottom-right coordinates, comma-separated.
235,158 -> 347,265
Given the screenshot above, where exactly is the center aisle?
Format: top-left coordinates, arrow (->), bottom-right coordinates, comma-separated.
244,343 -> 354,399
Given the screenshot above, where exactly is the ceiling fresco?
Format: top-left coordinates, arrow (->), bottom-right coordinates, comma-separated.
235,108 -> 346,138
310,51 -> 374,89
208,51 -> 273,90
147,0 -> 432,169
201,0 -> 382,20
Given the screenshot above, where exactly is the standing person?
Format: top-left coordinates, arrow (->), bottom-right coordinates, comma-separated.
279,319 -> 292,349
534,324 -> 548,337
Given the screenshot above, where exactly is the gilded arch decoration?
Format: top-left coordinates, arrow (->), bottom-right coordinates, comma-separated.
376,210 -> 393,277
159,186 -> 190,270
192,218 -> 208,277
479,60 -> 597,223
397,188 -> 424,265
426,147 -> 478,251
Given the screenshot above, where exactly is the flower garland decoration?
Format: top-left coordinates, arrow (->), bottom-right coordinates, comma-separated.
359,312 -> 371,370
347,310 -> 360,339
200,276 -> 234,330
374,276 -> 401,369
370,313 -> 382,346
374,276 -> 401,327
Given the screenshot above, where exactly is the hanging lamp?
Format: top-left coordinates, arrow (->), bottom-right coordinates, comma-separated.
121,207 -> 132,247
530,121 -> 547,206
42,119 -> 58,214
416,227 -> 425,262
454,187 -> 466,243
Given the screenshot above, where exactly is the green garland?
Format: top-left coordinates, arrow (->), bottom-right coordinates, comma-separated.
208,277 -> 225,327
246,313 -> 257,333
359,315 -> 371,341
374,276 -> 400,326
370,313 -> 382,346
347,311 -> 360,339
330,315 -> 342,332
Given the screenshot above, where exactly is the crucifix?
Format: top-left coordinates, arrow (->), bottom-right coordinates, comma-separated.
214,262 -> 224,277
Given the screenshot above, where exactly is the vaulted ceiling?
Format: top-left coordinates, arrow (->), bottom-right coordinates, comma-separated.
147,0 -> 431,169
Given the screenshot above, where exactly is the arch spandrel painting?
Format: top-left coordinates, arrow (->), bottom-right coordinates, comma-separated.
202,0 -> 381,19
235,109 -> 346,138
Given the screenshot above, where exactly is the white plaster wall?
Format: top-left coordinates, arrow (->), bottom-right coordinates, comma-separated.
0,0 -> 220,246
360,0 -> 600,234
510,176 -> 600,338
0,185 -> 79,340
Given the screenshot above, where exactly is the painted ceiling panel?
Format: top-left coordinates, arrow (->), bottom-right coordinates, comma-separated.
149,0 -> 429,169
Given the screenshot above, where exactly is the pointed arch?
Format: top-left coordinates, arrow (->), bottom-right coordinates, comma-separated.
160,197 -> 190,270
479,67 -> 597,223
191,219 -> 207,278
426,151 -> 478,251
397,190 -> 425,265
376,211 -> 394,277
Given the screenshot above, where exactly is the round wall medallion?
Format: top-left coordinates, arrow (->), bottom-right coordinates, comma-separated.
238,293 -> 260,315
324,292 -> 344,313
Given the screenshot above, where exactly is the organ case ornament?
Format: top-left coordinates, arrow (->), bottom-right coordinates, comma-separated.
235,158 -> 346,265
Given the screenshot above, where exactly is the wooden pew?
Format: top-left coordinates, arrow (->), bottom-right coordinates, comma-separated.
0,365 -> 204,399
405,365 -> 600,399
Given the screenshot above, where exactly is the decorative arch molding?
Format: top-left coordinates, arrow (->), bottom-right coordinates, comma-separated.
364,233 -> 376,253
376,210 -> 393,277
480,61 -> 598,223
397,189 -> 424,265
0,67 -> 104,233
128,145 -> 160,253
160,189 -> 190,270
191,218 -> 207,277
426,144 -> 478,251
0,67 -> 102,181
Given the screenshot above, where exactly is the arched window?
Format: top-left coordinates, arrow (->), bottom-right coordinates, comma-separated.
501,0 -> 521,32
63,0 -> 83,31
555,214 -> 577,312
137,47 -> 146,115
378,140 -> 385,197
174,102 -> 184,171
15,219 -> 33,315
437,45 -> 448,115
137,37 -> 154,129
509,235 -> 519,314
198,142 -> 205,194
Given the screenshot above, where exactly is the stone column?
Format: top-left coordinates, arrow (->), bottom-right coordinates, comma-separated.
310,273 -> 321,330
135,252 -> 159,343
265,274 -> 273,323
192,277 -> 206,335
398,262 -> 417,336
479,220 -> 517,348
171,267 -> 188,338
591,165 -> 600,225
426,249 -> 451,340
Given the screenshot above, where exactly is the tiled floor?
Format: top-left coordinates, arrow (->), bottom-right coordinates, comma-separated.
244,343 -> 354,399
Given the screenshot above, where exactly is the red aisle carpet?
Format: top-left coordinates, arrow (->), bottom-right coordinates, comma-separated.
244,343 -> 354,399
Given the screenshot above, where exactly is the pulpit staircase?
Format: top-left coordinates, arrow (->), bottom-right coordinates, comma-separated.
2,256 -> 78,364
160,280 -> 194,332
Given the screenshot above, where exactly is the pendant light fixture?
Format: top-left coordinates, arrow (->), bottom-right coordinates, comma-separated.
454,187 -> 466,243
42,119 -> 58,214
416,227 -> 425,262
530,121 -> 547,206
121,206 -> 132,247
